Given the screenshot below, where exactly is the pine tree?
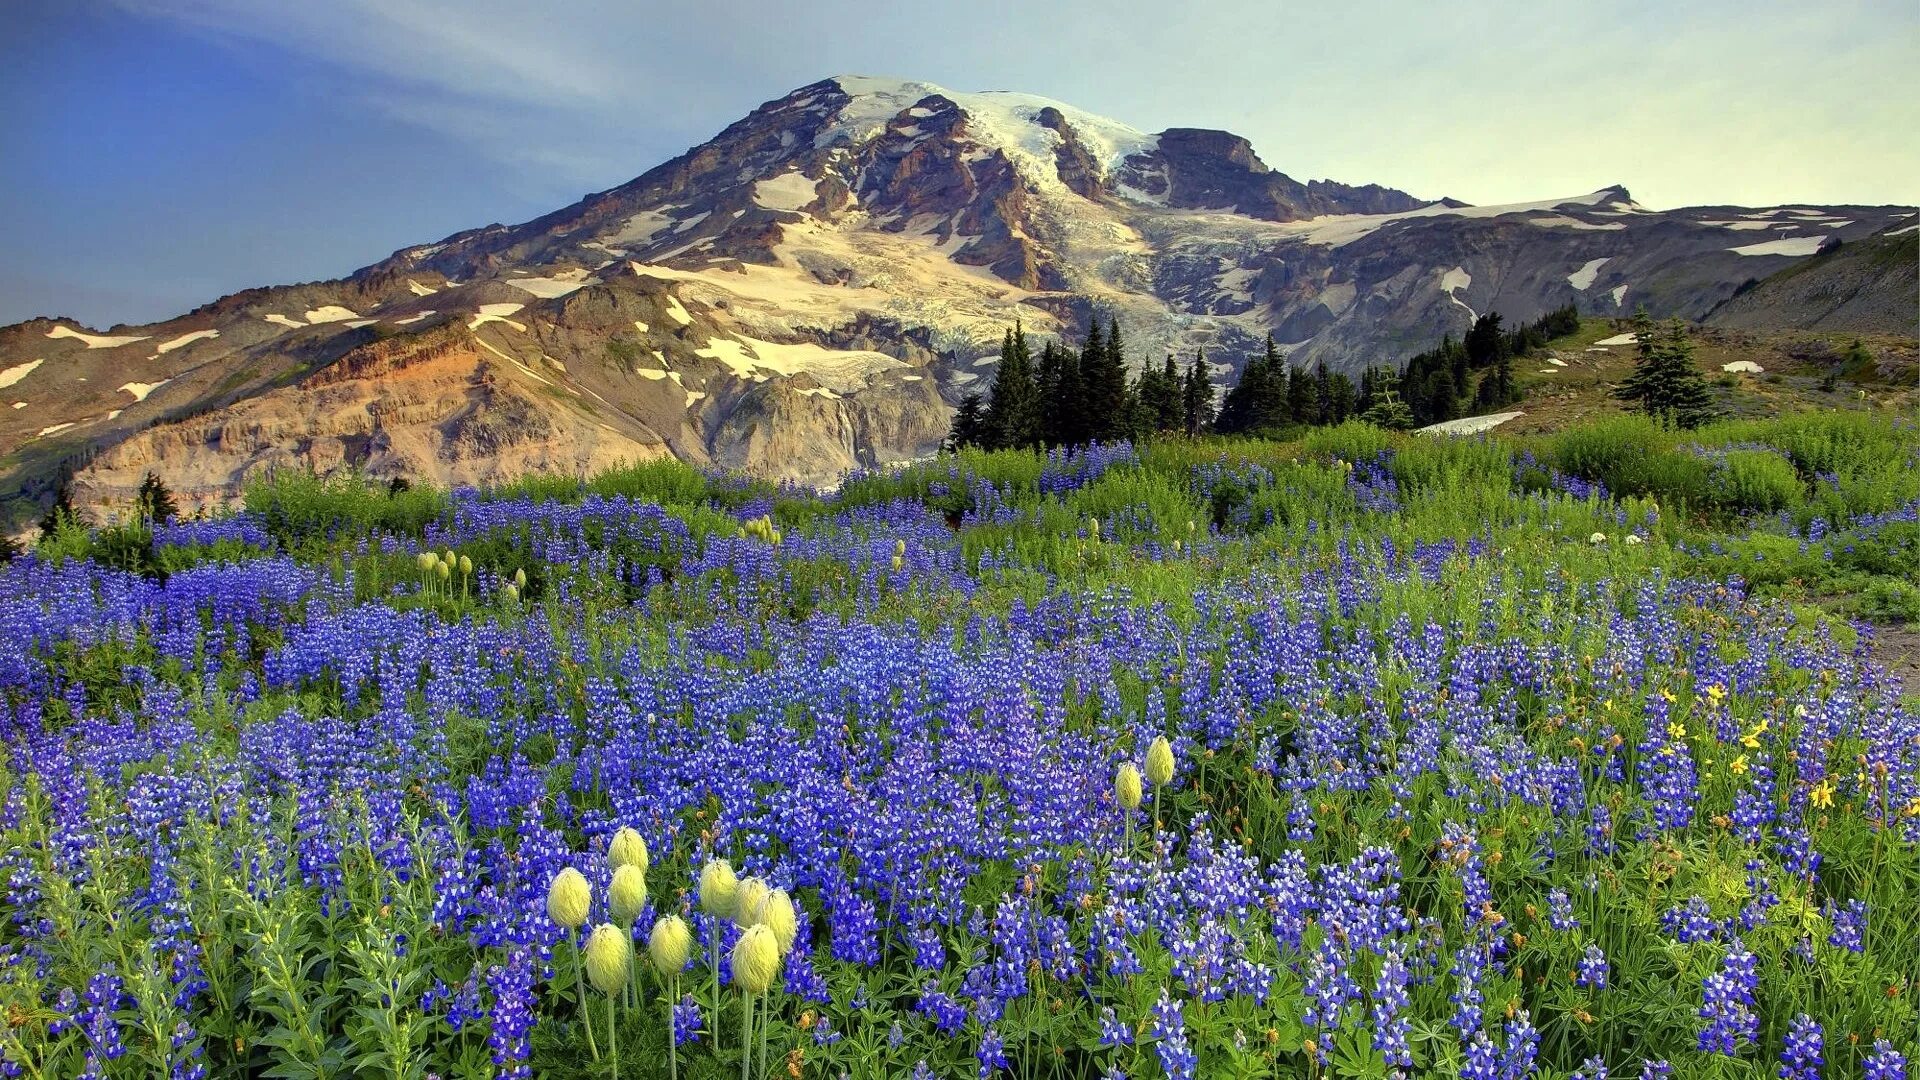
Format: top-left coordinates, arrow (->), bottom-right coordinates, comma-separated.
136,471 -> 178,525
984,325 -> 1042,449
1612,313 -> 1718,429
1464,312 -> 1508,369
947,392 -> 987,450
1149,354 -> 1184,432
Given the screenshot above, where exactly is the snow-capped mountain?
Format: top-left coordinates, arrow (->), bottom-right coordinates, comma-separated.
3,75 -> 1913,522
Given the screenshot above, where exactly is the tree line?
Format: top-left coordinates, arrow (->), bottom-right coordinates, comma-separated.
952,305 -> 1577,449
947,319 -> 1214,451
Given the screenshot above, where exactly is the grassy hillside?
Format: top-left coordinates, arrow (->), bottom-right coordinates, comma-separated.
1498,317 -> 1916,434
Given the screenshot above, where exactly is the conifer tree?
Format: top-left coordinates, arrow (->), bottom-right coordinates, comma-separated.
136,471 -> 178,525
1613,313 -> 1718,429
1361,386 -> 1417,430
1083,317 -> 1130,443
1039,339 -> 1085,447
947,392 -> 987,450
983,324 -> 1041,449
1183,352 -> 1214,435
38,482 -> 77,541
1287,362 -> 1318,425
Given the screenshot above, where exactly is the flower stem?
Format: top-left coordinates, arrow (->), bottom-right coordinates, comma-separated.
573,937 -> 600,1061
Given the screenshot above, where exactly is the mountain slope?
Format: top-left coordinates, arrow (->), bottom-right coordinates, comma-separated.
3,75 -> 1914,526
1706,225 -> 1919,334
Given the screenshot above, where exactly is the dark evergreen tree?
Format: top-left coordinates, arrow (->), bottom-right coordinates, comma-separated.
1146,354 -> 1185,432
1472,349 -> 1518,412
1313,367 -> 1336,425
1182,352 -> 1215,435
1039,339 -> 1086,447
1464,312 -> 1508,369
983,324 -> 1042,448
1612,313 -> 1718,429
1326,370 -> 1357,424
947,392 -> 987,450
1361,381 -> 1417,430
38,482 -> 77,541
1286,363 -> 1318,425
136,471 -> 178,525
1082,317 -> 1130,443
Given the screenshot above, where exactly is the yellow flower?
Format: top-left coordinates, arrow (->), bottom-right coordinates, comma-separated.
1660,689 -> 1676,704
1144,737 -> 1175,788
546,867 -> 591,930
583,923 -> 631,995
648,915 -> 693,975
731,924 -> 781,995
1730,755 -> 1749,776
608,827 -> 649,872
1809,779 -> 1834,809
1705,684 -> 1726,704
1115,763 -> 1143,810
1667,721 -> 1687,741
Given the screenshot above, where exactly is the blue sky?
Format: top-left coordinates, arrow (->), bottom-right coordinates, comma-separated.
3,0 -> 1916,328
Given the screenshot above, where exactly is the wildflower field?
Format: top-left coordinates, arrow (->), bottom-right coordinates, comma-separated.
3,413 -> 1918,1079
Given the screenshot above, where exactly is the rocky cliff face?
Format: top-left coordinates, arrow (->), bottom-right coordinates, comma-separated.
4,74 -> 1913,526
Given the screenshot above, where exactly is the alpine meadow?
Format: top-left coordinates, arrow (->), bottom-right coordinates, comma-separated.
3,6 -> 1919,1080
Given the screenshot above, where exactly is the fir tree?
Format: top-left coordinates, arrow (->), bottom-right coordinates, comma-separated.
1146,354 -> 1185,432
136,471 -> 178,525
1082,317 -> 1130,443
38,482 -> 77,541
1287,362 -> 1318,425
947,392 -> 987,450
983,324 -> 1042,449
1612,311 -> 1718,429
1361,386 -> 1416,430
1039,339 -> 1085,447
1183,352 -> 1215,435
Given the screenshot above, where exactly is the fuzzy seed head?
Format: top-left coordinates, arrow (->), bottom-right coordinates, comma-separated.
436,562 -> 451,581
417,552 -> 436,572
547,867 -> 591,929
699,859 -> 739,918
649,914 -> 692,975
1145,736 -> 1175,787
458,554 -> 473,575
894,539 -> 907,557
731,924 -> 780,995
734,877 -> 772,928
583,923 -> 631,995
1115,762 -> 1144,810
513,567 -> 528,589
608,827 -> 649,872
763,888 -> 798,953
609,864 -> 647,927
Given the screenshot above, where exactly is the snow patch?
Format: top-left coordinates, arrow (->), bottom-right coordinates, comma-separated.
1594,333 -> 1639,346
119,379 -> 170,402
407,279 -> 438,297
694,334 -> 907,392
467,303 -> 527,332
10,402 -> 24,410
1439,266 -> 1475,322
753,172 -> 821,212
1609,284 -> 1630,306
1728,235 -> 1828,257
506,275 -> 595,299
153,329 -> 219,355
392,311 -> 436,326
264,314 -> 304,329
1567,258 -> 1609,291
1721,360 -> 1764,373
1527,215 -> 1626,231
304,305 -> 359,324
47,325 -> 148,349
36,423 -> 75,437
1418,411 -> 1524,436
1885,223 -> 1918,237
0,360 -> 44,389
1281,189 -> 1624,248
345,319 -> 377,328
633,320 -> 650,333
663,294 -> 693,326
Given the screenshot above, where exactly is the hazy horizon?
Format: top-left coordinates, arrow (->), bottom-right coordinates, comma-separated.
3,0 -> 1916,328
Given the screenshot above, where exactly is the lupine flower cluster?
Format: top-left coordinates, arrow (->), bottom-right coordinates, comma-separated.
0,427 -> 1915,1078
